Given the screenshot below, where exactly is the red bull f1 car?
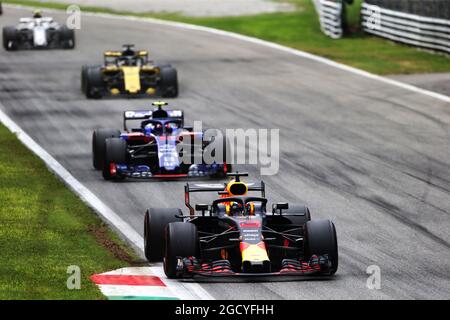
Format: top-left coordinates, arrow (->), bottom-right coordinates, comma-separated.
92,102 -> 231,180
144,172 -> 338,279
81,44 -> 178,99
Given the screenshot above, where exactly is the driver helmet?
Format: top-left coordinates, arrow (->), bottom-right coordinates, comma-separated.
152,123 -> 163,135
245,202 -> 255,215
33,9 -> 43,18
143,123 -> 153,135
228,202 -> 243,216
122,45 -> 135,56
144,123 -> 163,135
118,56 -> 135,67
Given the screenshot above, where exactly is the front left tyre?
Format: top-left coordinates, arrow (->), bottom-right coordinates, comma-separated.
102,137 -> 127,180
85,67 -> 105,99
164,222 -> 198,278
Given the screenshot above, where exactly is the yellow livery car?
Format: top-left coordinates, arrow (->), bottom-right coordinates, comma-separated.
81,44 -> 178,99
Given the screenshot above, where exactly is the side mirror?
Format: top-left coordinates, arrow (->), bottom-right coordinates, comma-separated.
272,203 -> 288,214
195,204 -> 210,216
184,126 -> 194,132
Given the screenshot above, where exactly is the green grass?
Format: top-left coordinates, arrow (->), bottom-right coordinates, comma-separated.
173,0 -> 450,75
0,123 -> 137,300
4,0 -> 450,75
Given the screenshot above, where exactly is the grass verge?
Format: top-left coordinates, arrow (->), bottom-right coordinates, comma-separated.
0,122 -> 139,299
3,0 -> 450,75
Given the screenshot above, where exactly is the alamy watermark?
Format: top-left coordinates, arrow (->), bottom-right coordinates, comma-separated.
366,265 -> 381,290
66,5 -> 81,30
175,121 -> 280,176
67,265 -> 81,290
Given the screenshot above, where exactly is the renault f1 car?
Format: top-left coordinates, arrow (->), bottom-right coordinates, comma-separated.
144,172 -> 339,279
92,102 -> 231,180
2,10 -> 75,50
81,44 -> 178,99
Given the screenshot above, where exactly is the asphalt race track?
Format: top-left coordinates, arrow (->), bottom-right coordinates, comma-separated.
1,7 -> 450,299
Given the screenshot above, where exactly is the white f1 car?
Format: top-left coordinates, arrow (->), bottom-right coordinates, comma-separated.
2,10 -> 75,50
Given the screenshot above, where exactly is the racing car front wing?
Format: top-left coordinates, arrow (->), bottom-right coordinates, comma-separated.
111,163 -> 226,179
176,255 -> 332,278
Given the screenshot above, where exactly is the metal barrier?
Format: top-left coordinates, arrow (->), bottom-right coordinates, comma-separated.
361,2 -> 450,53
364,0 -> 450,20
313,0 -> 343,39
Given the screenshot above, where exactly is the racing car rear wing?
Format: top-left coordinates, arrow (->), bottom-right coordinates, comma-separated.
184,180 -> 266,215
123,110 -> 184,131
104,50 -> 148,57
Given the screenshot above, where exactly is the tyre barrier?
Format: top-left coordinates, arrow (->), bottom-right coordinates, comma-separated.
313,0 -> 344,39
361,2 -> 450,53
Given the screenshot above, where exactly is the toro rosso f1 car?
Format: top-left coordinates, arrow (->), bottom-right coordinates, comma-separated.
92,102 -> 231,180
81,44 -> 178,99
144,172 -> 338,279
2,10 -> 75,50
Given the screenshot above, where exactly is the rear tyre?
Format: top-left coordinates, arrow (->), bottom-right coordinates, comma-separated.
155,63 -> 170,69
144,208 -> 182,263
85,67 -> 104,99
159,66 -> 178,98
92,129 -> 120,170
3,26 -> 18,51
305,219 -> 338,275
164,222 -> 198,278
102,138 -> 127,180
81,66 -> 87,94
221,135 -> 232,176
82,65 -> 101,94
284,204 -> 311,226
204,133 -> 232,178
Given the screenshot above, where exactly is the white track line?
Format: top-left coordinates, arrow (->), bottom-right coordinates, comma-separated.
1,2 -> 449,300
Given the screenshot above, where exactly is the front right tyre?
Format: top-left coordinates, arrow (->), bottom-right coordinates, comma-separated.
85,67 -> 104,99
92,129 -> 121,170
102,137 -> 127,180
305,219 -> 338,275
3,26 -> 18,51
